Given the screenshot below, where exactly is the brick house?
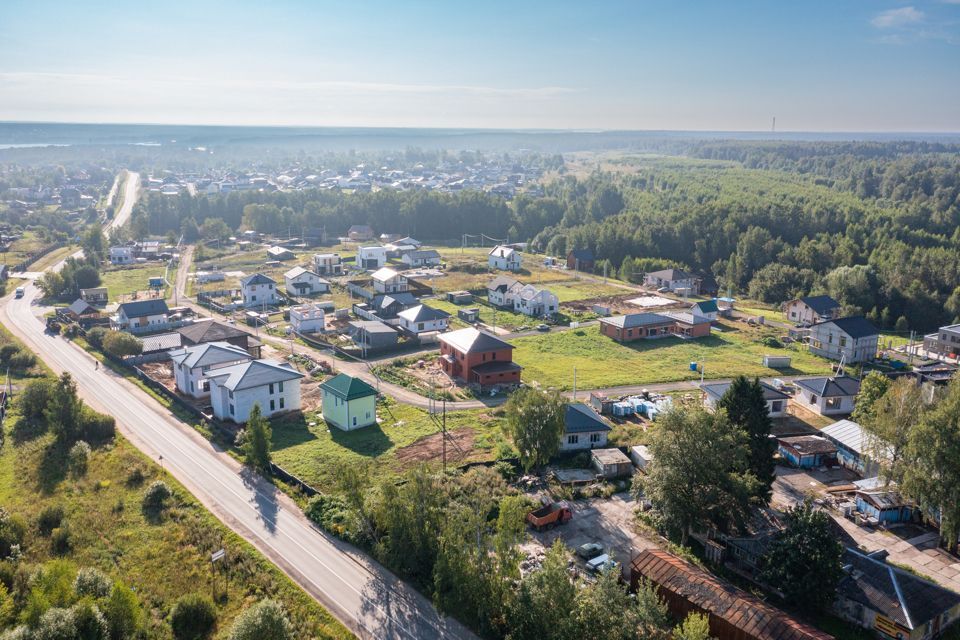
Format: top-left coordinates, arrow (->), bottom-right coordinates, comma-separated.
438,328 -> 521,386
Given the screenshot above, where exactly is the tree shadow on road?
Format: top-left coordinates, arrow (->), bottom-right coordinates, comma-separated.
240,467 -> 279,534
359,568 -> 456,640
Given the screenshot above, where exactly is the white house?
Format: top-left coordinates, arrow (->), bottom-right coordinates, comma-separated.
109,246 -> 134,265
266,246 -> 295,261
371,267 -> 408,294
560,403 -> 611,451
206,359 -> 304,422
397,304 -> 450,335
312,253 -> 343,276
488,245 -> 522,271
284,266 -> 329,296
319,373 -> 378,431
240,273 -> 279,308
700,380 -> 790,418
289,304 -> 326,334
794,376 -> 861,416
112,299 -> 170,332
807,316 -> 879,363
170,341 -> 252,398
487,276 -> 522,307
357,246 -> 387,270
690,299 -> 719,322
512,284 -> 559,317
784,295 -> 842,326
643,268 -> 699,295
401,249 -> 442,268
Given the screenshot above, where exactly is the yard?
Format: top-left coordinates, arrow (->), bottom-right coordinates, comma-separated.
270,399 -> 511,494
99,263 -> 169,301
1,230 -> 59,268
512,322 -> 835,391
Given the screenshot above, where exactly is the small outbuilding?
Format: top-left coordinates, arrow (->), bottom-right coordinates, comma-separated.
591,448 -> 632,479
777,435 -> 837,469
630,445 -> 654,471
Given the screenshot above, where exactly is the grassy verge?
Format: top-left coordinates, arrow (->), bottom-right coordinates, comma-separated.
27,244 -> 77,271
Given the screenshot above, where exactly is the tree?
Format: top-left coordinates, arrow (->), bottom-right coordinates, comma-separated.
850,371 -> 892,425
243,404 -> 272,473
101,332 -> 143,358
718,376 -> 776,500
200,218 -> 231,242
506,540 -> 577,640
74,567 -> 113,599
72,600 -> 110,640
45,373 -> 82,443
758,501 -> 843,612
18,378 -> 55,426
37,271 -> 66,299
228,600 -> 292,640
502,388 -> 566,472
81,222 -> 107,262
104,582 -> 142,640
643,408 -> 759,545
860,378 -> 924,484
69,441 -> 91,476
170,593 -> 217,640
674,613 -> 714,640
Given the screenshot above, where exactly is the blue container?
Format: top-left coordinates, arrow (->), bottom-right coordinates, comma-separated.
689,361 -> 698,371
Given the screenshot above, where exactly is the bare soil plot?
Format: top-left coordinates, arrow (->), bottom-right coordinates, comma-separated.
394,427 -> 477,465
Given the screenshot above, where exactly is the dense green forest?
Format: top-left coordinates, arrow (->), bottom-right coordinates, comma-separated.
121,141 -> 960,332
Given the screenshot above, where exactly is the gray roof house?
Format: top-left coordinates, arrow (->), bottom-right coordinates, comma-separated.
794,376 -> 861,416
561,402 -> 611,452
348,320 -> 399,353
205,359 -> 304,422
701,380 -> 790,418
113,299 -> 170,332
170,341 -> 252,398
807,316 -> 879,363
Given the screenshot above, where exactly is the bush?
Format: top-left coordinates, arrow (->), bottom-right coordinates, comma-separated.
18,378 -> 55,426
0,508 -> 26,559
37,505 -> 65,536
0,345 -> 17,364
72,600 -> 109,640
86,327 -> 108,350
761,336 -> 784,349
305,495 -> 352,539
126,467 -> 145,486
50,525 -> 72,555
7,351 -> 35,372
142,481 -> 172,511
74,567 -> 113,599
0,626 -> 32,640
79,406 -> 116,443
494,460 -> 517,481
35,606 -> 77,640
69,441 -> 91,476
102,332 -> 143,358
104,583 -> 142,640
170,593 -> 218,640
228,600 -> 292,640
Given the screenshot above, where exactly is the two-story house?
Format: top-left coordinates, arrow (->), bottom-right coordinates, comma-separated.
438,328 -> 522,386
488,245 -> 522,271
170,341 -> 252,398
397,304 -> 450,336
487,276 -> 522,307
643,268 -> 700,295
313,253 -> 343,276
371,267 -> 408,294
240,273 -> 279,308
109,246 -> 134,265
783,295 -> 842,326
320,373 -> 378,431
112,299 -> 170,332
206,359 -> 304,422
289,304 -> 326,334
513,284 -> 559,318
923,323 -> 960,359
284,266 -> 329,296
807,316 -> 879,363
358,246 -> 387,269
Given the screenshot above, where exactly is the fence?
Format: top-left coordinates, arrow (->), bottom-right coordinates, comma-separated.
10,242 -> 65,272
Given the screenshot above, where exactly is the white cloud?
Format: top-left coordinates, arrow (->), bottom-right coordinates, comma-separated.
871,6 -> 925,28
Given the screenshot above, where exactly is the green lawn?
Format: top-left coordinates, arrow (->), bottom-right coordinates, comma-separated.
28,244 -> 78,271
512,323 -> 834,391
1,230 -> 57,268
550,281 -> 626,303
270,399 -> 509,494
99,264 -> 169,300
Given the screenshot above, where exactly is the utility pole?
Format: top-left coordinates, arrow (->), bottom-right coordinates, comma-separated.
572,366 -> 577,401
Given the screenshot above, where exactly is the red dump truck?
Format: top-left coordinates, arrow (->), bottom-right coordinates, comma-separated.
526,502 -> 573,531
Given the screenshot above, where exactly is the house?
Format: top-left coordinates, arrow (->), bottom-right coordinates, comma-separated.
835,548 -> 960,640
393,236 -> 421,249
643,268 -> 700,295
599,312 -> 711,341
348,320 -> 398,353
284,267 -> 329,297
347,225 -> 374,241
367,292 -> 418,319
109,246 -> 134,265
357,246 -> 387,270
513,284 -> 559,318
206,359 -> 303,422
397,304 -> 450,336
630,550 -> 834,640
591,448 -> 632,479
560,402 -> 611,451
807,316 -> 879,363
313,253 -> 343,276
487,276 -> 522,307
113,299 -> 170,332
794,376 -> 861,416
401,249 -> 442,268
855,491 -> 915,526
371,267 -> 408,294
170,341 -> 252,398
488,245 -> 522,271
566,248 -> 595,271
438,328 -> 522,386
777,435 -> 837,469
266,246 -> 295,261
820,419 -> 883,475
701,380 -> 789,418
320,373 -> 378,431
65,299 -> 101,323
690,299 -> 719,322
240,273 -> 278,308
177,320 -> 261,358
923,324 -> 960,359
289,304 -> 326,334
80,287 -> 108,305
784,295 -> 842,326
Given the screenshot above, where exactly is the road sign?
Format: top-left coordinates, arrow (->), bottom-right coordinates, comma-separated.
211,549 -> 225,563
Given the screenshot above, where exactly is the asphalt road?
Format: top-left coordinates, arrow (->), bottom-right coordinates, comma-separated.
112,170 -> 139,229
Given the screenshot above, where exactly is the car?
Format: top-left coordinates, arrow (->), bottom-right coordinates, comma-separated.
536,323 -> 550,332
14,287 -> 24,298
585,553 -> 620,573
657,287 -> 670,293
576,542 -> 604,560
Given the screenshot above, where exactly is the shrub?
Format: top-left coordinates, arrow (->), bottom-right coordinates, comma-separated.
69,441 -> 91,476
50,525 -> 72,555
72,600 -> 109,640
0,509 -> 26,559
494,460 -> 517,481
305,495 -> 352,539
74,567 -> 113,599
228,600 -> 292,640
0,345 -> 17,364
761,336 -> 783,349
35,607 -> 78,640
86,327 -> 108,350
170,593 -> 218,640
126,467 -> 145,486
79,406 -> 116,443
102,332 -> 143,358
18,378 -> 55,425
38,505 -> 65,536
0,626 -> 33,640
142,481 -> 172,511
7,351 -> 35,372
104,582 -> 142,640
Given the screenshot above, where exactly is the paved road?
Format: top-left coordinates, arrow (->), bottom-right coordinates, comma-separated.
3,282 -> 476,640
112,170 -> 139,229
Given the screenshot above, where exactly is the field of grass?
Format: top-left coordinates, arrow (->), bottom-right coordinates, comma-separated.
549,280 -> 626,302
0,405 -> 350,638
426,297 -> 536,331
512,322 -> 834,391
736,303 -> 786,323
1,230 -> 57,268
270,399 -> 509,494
99,263 -> 169,300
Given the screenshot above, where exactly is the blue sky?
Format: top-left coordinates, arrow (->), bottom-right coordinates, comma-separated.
1,0 -> 958,131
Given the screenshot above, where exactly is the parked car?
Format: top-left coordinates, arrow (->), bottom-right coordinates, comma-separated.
536,323 -> 550,332
586,553 -> 619,573
576,542 -> 604,560
14,287 -> 24,299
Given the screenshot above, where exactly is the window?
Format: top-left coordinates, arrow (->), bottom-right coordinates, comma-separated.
589,433 -> 601,443
810,394 -> 818,404
352,416 -> 357,426
190,381 -> 194,392
492,352 -> 497,360
366,411 -> 371,419
229,404 -> 234,415
278,381 -> 283,392
418,322 -> 424,331
567,435 -> 579,445
839,336 -> 848,348
269,383 -> 275,394
270,400 -> 275,411
279,397 -> 285,409
771,400 -> 783,412
251,295 -> 257,302
826,397 -> 841,410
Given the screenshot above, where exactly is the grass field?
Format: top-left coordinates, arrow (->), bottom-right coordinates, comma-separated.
100,263 -> 169,300
512,322 -> 834,391
1,230 -> 57,268
270,399 -> 509,494
0,407 -> 350,638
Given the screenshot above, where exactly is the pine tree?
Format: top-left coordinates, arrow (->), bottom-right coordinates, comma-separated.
718,376 -> 775,501
243,404 -> 273,474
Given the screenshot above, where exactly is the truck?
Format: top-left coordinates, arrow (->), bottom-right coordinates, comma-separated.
526,502 -> 573,531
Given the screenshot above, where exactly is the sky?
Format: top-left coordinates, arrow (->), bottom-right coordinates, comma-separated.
1,0 -> 959,132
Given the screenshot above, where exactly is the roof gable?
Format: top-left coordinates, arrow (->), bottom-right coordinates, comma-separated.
118,299 -> 169,318
811,316 -> 878,340
320,373 -> 377,400
205,359 -> 303,391
439,328 -> 512,353
177,320 -> 247,344
798,295 -> 841,315
398,304 -> 450,323
240,273 -> 276,287
565,402 -> 611,434
171,341 -> 251,369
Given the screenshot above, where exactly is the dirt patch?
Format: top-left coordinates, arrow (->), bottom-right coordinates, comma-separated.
140,361 -> 174,385
563,291 -> 688,315
394,427 -> 476,465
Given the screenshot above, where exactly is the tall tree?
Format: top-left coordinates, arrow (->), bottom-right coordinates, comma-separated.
861,378 -> 925,484
502,388 -> 566,472
759,501 -> 844,613
718,376 -> 776,501
643,407 -> 759,545
850,371 -> 892,425
45,372 -> 82,443
243,404 -> 273,474
506,540 -> 577,640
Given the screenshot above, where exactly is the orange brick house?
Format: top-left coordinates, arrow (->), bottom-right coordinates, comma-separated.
599,312 -> 711,342
438,328 -> 522,386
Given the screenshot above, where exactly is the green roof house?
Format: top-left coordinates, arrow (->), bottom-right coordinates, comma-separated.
320,373 -> 378,431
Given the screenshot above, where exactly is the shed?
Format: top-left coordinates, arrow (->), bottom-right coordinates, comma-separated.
447,290 -> 474,304
148,276 -> 165,289
762,355 -> 792,369
856,491 -> 915,525
630,445 -> 654,471
777,436 -> 837,469
591,448 -> 632,479
458,308 -> 479,323
80,287 -> 108,305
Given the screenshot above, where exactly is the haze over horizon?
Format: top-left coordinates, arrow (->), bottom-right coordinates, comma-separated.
1,0 -> 959,132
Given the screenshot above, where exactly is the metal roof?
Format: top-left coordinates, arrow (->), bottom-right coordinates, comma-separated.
177,320 -> 248,345
645,268 -> 692,280
284,266 -> 321,280
810,316 -> 879,340
820,419 -> 867,455
170,341 -> 251,370
371,267 -> 401,282
397,304 -> 450,323
795,295 -> 841,315
140,332 -> 182,353
117,299 -> 169,318
204,359 -> 303,392
600,312 -> 675,329
439,328 -> 512,354
565,402 -> 611,434
702,380 -> 789,402
320,373 -> 377,400
795,376 -> 861,398
240,273 -> 276,287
